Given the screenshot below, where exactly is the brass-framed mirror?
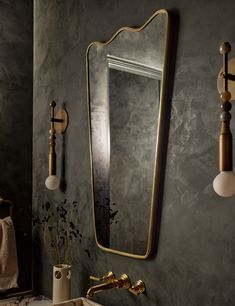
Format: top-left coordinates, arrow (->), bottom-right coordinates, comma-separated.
86,9 -> 171,259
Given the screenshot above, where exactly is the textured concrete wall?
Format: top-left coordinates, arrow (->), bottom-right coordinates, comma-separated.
0,0 -> 33,292
33,0 -> 235,305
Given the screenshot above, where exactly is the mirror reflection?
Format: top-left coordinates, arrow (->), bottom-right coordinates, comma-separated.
108,59 -> 161,254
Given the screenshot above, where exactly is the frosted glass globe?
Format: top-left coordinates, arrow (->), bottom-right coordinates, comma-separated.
45,175 -> 60,190
213,171 -> 235,197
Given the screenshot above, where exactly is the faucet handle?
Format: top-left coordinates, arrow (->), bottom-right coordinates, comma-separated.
90,271 -> 115,282
128,280 -> 146,296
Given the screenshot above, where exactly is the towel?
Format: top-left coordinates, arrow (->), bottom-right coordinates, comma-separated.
0,216 -> 18,291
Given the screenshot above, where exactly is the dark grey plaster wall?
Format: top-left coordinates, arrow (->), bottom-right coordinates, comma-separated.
0,0 -> 33,292
33,0 -> 235,305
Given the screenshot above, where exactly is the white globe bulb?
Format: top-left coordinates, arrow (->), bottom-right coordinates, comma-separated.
45,175 -> 60,190
213,171 -> 235,197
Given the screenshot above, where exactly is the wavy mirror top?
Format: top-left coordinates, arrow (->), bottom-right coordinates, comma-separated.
87,9 -> 170,259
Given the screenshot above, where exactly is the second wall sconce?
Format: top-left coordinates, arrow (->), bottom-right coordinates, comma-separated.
213,42 -> 235,197
45,101 -> 68,190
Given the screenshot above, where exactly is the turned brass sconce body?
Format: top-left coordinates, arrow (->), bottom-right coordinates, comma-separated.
219,91 -> 232,172
213,42 -> 235,197
218,43 -> 232,172
45,101 -> 68,190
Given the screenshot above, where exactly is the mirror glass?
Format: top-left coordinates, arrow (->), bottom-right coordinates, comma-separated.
87,10 -> 169,258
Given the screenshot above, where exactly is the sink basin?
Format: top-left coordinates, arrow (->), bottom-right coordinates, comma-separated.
53,298 -> 102,306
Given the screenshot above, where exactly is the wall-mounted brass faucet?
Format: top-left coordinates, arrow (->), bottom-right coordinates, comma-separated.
86,271 -> 145,299
86,271 -> 130,299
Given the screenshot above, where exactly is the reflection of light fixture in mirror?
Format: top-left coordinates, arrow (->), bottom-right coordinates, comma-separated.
213,42 -> 235,197
45,101 -> 68,190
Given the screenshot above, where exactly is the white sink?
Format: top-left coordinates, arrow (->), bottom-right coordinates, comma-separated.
53,298 -> 102,306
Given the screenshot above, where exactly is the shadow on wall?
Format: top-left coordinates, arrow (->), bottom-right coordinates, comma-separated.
60,101 -> 69,192
151,9 -> 180,259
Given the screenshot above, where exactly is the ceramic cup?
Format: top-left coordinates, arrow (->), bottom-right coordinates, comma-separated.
52,264 -> 71,304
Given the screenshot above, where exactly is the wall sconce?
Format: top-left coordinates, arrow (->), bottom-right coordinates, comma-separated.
213,42 -> 235,197
45,101 -> 68,190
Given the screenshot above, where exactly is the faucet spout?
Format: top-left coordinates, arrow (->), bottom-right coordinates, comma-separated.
86,282 -> 115,299
86,273 -> 131,299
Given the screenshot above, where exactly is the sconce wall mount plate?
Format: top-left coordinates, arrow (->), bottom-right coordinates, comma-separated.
54,109 -> 68,134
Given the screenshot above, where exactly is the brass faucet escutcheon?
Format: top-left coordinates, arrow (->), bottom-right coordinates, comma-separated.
86,272 -> 131,299
128,280 -> 146,295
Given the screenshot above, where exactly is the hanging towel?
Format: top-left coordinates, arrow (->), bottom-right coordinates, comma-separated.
0,216 -> 18,291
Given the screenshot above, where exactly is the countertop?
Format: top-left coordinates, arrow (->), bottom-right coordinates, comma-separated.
0,295 -> 51,306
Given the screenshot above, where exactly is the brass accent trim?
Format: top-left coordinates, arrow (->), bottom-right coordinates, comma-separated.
128,280 -> 146,296
86,9 -> 171,259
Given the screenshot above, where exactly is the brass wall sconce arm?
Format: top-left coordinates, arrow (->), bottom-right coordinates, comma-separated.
220,71 -> 235,82
213,42 -> 235,197
45,101 -> 68,190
